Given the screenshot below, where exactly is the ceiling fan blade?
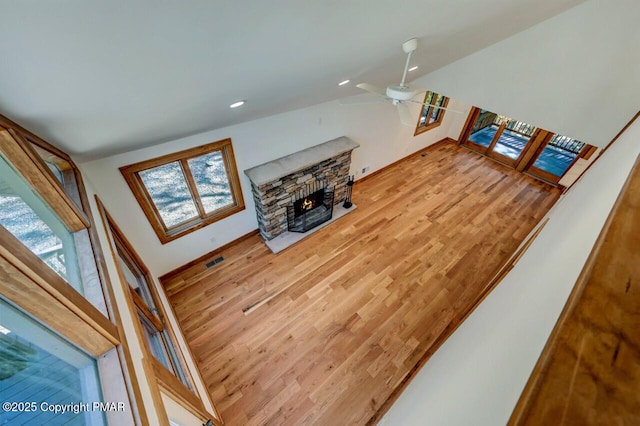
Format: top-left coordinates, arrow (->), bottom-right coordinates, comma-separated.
356,83 -> 387,96
396,103 -> 415,126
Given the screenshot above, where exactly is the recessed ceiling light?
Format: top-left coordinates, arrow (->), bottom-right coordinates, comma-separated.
229,100 -> 246,108
408,66 -> 419,72
338,80 -> 350,86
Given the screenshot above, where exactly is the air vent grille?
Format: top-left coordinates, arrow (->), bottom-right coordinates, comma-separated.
205,256 -> 224,268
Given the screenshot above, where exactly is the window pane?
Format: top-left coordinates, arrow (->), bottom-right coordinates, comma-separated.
115,250 -> 153,308
532,135 -> 584,177
429,94 -> 445,123
492,127 -> 530,160
140,315 -> 173,371
187,152 -> 233,214
44,160 -> 64,184
0,156 -> 83,292
0,299 -> 105,425
139,162 -> 198,228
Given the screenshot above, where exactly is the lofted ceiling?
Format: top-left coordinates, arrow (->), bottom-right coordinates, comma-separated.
0,0 -> 585,161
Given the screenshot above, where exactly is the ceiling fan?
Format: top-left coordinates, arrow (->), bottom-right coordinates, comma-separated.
346,38 -> 459,126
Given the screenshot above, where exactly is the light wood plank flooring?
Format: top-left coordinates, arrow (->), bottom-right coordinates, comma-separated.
162,142 -> 560,425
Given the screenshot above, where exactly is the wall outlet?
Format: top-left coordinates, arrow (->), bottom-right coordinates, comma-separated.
362,166 -> 370,174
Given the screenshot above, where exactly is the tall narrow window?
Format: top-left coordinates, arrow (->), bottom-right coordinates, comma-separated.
414,91 -> 449,135
120,139 -> 245,243
110,225 -> 192,390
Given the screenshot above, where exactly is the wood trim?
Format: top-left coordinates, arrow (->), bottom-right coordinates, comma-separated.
414,93 -> 449,136
119,138 -> 245,244
142,356 -> 172,426
159,229 -> 260,284
0,114 -> 74,163
181,158 -> 207,218
457,107 -> 481,144
130,288 -> 165,331
508,154 -> 640,424
516,130 -> 552,172
579,144 -> 598,161
97,196 -> 171,424
524,167 -> 561,185
96,199 -> 220,422
564,110 -> 640,194
355,137 -> 456,185
602,110 -> 640,153
151,357 -> 221,425
0,225 -> 119,356
157,285 -> 226,424
91,196 -> 151,425
367,217 -> 552,425
222,141 -> 245,216
121,139 -> 232,171
29,143 -> 74,172
0,129 -> 90,232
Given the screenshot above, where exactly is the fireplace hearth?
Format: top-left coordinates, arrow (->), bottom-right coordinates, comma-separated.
287,181 -> 334,233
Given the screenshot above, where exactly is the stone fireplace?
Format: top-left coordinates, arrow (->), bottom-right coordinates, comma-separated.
244,136 -> 359,244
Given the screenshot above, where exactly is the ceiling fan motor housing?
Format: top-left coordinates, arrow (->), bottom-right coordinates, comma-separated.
386,85 -> 418,101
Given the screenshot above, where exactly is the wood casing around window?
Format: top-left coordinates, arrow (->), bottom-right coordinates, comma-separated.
96,197 -> 223,425
0,129 -> 90,232
119,138 -> 245,244
414,92 -> 449,136
0,225 -> 119,355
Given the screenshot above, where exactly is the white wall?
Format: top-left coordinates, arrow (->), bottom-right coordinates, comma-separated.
80,97 -> 469,276
413,0 -> 640,148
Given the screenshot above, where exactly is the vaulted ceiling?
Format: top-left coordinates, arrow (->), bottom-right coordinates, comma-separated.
0,0 -> 585,160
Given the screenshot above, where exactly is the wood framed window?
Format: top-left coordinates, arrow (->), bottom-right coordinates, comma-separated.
414,91 -> 449,135
111,227 -> 193,389
0,114 -> 143,424
120,138 -> 245,243
98,201 -> 221,424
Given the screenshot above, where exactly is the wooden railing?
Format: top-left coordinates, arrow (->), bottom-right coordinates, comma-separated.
509,154 -> 640,425
547,134 -> 585,154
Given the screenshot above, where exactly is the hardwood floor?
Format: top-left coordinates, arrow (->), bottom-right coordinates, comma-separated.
162,142 -> 560,425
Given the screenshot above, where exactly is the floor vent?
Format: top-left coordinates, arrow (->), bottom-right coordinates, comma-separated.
205,256 -> 224,268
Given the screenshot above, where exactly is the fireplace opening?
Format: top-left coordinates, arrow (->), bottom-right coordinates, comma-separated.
287,181 -> 335,233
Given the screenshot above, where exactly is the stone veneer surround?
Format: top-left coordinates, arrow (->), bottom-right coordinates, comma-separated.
244,136 -> 359,241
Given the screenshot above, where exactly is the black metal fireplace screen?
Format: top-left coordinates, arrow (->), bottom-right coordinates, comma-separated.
287,181 -> 334,233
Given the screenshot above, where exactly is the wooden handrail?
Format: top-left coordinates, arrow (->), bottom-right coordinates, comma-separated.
509,154 -> 640,425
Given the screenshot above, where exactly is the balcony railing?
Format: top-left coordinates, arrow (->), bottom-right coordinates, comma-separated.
547,134 -> 585,154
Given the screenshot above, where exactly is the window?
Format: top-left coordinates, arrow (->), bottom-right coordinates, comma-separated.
0,115 -> 140,424
0,298 -> 105,425
108,217 -> 193,389
97,200 -> 221,424
0,155 -> 83,291
414,91 -> 449,135
120,139 -> 245,243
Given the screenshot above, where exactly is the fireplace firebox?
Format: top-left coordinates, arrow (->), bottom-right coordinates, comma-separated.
287,181 -> 334,233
